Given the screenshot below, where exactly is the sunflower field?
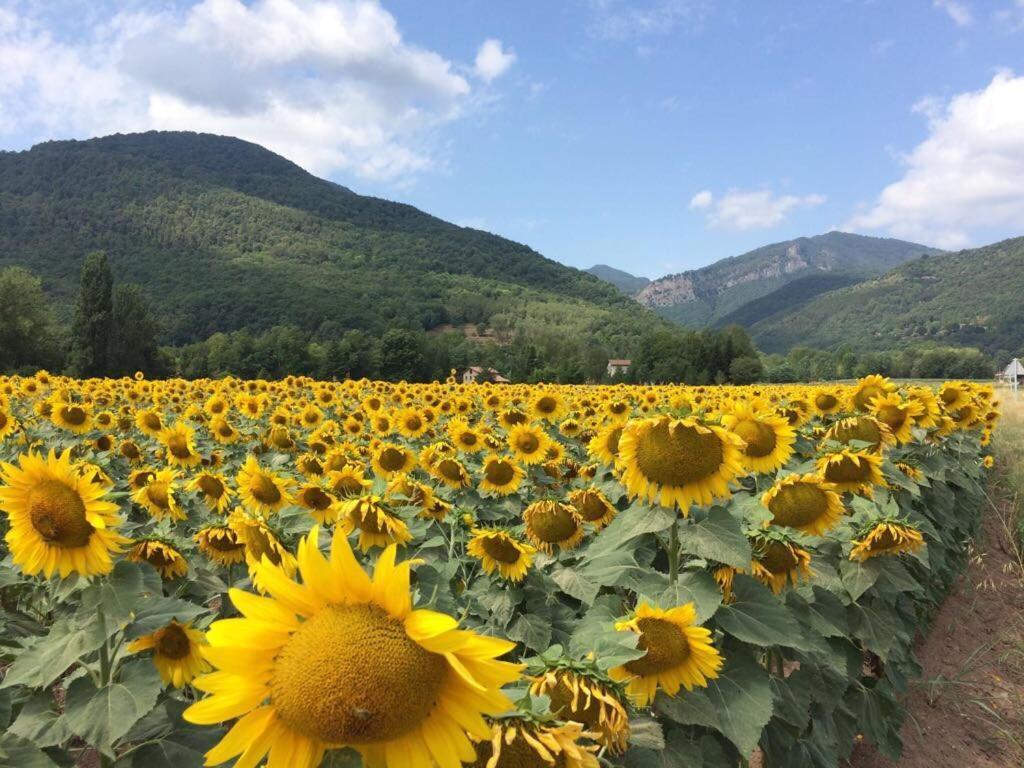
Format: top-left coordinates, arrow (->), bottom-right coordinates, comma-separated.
0,372 -> 999,768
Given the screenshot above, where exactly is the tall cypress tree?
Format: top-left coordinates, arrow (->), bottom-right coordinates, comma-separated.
68,251 -> 114,376
109,283 -> 161,376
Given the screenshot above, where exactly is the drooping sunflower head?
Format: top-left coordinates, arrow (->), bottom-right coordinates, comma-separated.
849,520 -> 924,562
129,539 -> 189,580
467,527 -> 536,582
616,416 -> 745,513
721,402 -> 796,473
235,455 -> 293,515
749,535 -> 814,594
523,499 -> 585,554
431,455 -> 472,489
609,601 -> 723,707
761,474 -> 845,536
816,448 -> 885,496
530,666 -> 631,754
567,487 -> 617,530
0,449 -> 127,578
195,524 -> 246,566
822,415 -> 895,454
478,454 -> 526,496
326,464 -> 372,498
128,620 -> 209,688
338,495 -> 412,552
228,509 -> 297,590
184,526 -> 523,768
469,718 -> 600,768
209,416 -> 240,445
295,481 -> 339,525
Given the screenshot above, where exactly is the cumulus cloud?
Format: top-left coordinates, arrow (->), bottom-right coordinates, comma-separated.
933,0 -> 973,26
474,39 -> 516,82
0,0 -> 507,182
690,188 -> 825,230
846,71 -> 1024,249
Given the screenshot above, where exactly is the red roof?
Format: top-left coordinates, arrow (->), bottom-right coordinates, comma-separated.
608,359 -> 632,366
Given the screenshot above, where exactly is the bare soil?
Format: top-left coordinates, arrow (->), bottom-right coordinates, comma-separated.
846,492 -> 1024,768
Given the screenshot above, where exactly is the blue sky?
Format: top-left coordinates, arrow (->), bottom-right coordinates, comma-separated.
3,1 -> 1024,277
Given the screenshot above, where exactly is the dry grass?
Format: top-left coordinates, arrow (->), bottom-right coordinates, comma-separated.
991,388 -> 1024,561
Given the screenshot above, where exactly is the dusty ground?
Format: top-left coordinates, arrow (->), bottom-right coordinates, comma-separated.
847,408 -> 1024,768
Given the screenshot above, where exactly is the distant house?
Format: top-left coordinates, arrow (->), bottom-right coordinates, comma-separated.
997,358 -> 1024,385
606,359 -> 632,377
462,366 -> 510,384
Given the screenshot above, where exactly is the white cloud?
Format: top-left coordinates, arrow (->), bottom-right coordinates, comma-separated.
691,188 -> 825,230
474,39 -> 516,82
0,0 -> 509,183
934,0 -> 973,26
846,71 -> 1024,249
586,0 -> 704,41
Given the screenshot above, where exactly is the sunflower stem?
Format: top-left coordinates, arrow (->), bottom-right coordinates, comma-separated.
667,516 -> 679,584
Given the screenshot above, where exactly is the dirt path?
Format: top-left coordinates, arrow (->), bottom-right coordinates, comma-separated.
846,490 -> 1024,768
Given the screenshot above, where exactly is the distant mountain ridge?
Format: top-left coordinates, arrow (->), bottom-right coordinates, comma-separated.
584,264 -> 650,295
635,232 -> 943,327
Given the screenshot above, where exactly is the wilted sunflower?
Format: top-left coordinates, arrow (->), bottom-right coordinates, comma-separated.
0,449 -> 127,578
236,455 -> 293,515
478,455 -> 526,496
507,423 -> 550,465
850,521 -> 924,561
129,539 -> 189,580
523,499 -> 585,554
467,528 -> 536,582
817,448 -> 884,496
128,620 -> 209,688
338,495 -> 412,552
530,667 -> 631,754
159,422 -> 203,467
721,402 -> 796,473
568,488 -> 618,530
609,601 -> 723,707
371,442 -> 417,478
750,537 -> 813,594
131,468 -> 185,521
188,470 -> 234,514
761,474 -> 845,536
184,527 -> 523,768
469,718 -> 599,768
195,524 -> 246,566
617,415 -> 745,513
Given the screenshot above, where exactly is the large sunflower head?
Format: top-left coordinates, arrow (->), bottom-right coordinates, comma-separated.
295,481 -> 340,525
467,528 -> 536,582
0,449 -> 127,578
850,520 -> 924,562
478,454 -> 526,496
609,601 -> 723,707
128,620 -> 209,688
51,401 -> 93,434
184,526 -> 523,768
469,718 -> 599,768
616,416 -> 745,513
235,455 -> 293,515
507,423 -> 551,465
523,499 -> 585,554
530,667 -> 631,754
128,539 -> 189,580
431,455 -> 472,489
870,393 -> 925,444
822,415 -> 895,454
587,423 -> 623,466
761,474 -> 845,536
721,402 -> 796,473
187,470 -> 234,514
816,448 -> 885,496
135,407 -> 164,437
228,509 -> 297,590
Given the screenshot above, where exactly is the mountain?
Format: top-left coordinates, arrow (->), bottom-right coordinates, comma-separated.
0,132 -> 667,348
585,264 -> 650,295
635,232 -> 943,327
750,236 -> 1024,356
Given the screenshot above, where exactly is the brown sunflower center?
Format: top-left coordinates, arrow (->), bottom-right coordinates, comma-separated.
732,419 -> 777,458
823,455 -> 871,484
515,432 -> 540,454
197,475 -> 225,499
378,447 -> 408,473
146,482 -> 171,509
815,393 -> 838,411
536,396 -> 558,414
768,483 -> 828,528
633,420 -> 724,486
436,458 -> 466,483
484,460 -> 516,486
481,534 -> 524,564
156,623 -> 193,660
302,487 -> 333,511
62,406 -> 88,426
527,503 -> 579,543
759,541 -> 800,574
404,416 -> 422,432
28,480 -> 93,547
471,730 -> 568,768
250,474 -> 282,505
624,617 -> 691,675
270,603 -> 447,744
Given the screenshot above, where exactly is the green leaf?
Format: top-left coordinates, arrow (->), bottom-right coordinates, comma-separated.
0,732 -> 61,768
62,659 -> 163,757
507,613 -> 552,653
657,651 -> 774,758
679,506 -> 751,569
839,558 -> 882,601
125,597 -> 206,639
1,616 -> 107,690
7,692 -> 71,748
658,570 -> 723,623
585,503 -> 676,558
550,566 -> 600,606
713,576 -> 806,649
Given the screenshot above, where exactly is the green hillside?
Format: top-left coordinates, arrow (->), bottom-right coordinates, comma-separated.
751,236 -> 1024,358
585,264 -> 650,295
0,131 -> 662,348
713,273 -> 862,328
637,231 -> 942,327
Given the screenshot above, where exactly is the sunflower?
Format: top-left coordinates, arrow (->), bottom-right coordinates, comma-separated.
135,407 -> 165,437
870,394 -> 925,444
609,601 -> 723,707
712,565 -> 740,603
209,416 -> 241,445
721,402 -> 796,473
448,418 -> 485,453
184,527 -> 523,768
617,416 -> 745,513
469,719 -> 599,768
530,667 -> 631,754
467,528 -> 536,582
850,521 -> 925,561
506,423 -> 550,466
849,374 -> 896,412
51,401 -> 93,434
236,456 -> 293,515
326,464 -> 373,499
386,477 -> 436,516
395,407 -> 429,439
478,455 -> 526,496
195,525 -> 246,566
129,539 -> 189,580
523,499 -> 585,554
567,488 -> 617,530
750,537 -> 813,594
128,620 -> 209,687
937,380 -> 971,413
228,510 -> 297,589
159,422 -> 203,467
906,386 -> 942,429
338,495 -> 412,552
132,468 -> 184,521
295,481 -> 339,525
588,423 -> 623,466
811,388 -> 842,417
823,415 -> 894,454
431,455 -> 472,489
816,449 -> 884,496
188,471 -> 234,514
530,390 -> 567,422
761,474 -> 845,536
0,449 -> 127,578
0,407 -> 18,441
371,442 -> 417,479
